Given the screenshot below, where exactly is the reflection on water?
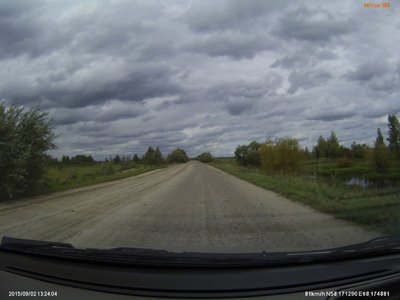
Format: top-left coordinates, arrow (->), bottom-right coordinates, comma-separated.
346,177 -> 396,188
347,177 -> 371,187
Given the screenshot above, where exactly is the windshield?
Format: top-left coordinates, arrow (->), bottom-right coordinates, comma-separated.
0,0 -> 399,256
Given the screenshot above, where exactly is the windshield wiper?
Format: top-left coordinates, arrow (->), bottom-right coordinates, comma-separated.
285,236 -> 400,262
0,237 -> 74,250
1,236 -> 400,267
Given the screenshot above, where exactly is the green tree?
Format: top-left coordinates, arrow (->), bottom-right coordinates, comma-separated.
195,152 -> 213,163
0,103 -> 56,199
339,145 -> 352,158
372,128 -> 390,172
70,154 -> 95,164
326,131 -> 340,158
143,147 -> 155,165
313,135 -> 327,158
313,132 -> 342,158
113,155 -> 121,164
167,148 -> 189,163
132,154 -> 140,163
303,147 -> 311,159
387,113 -> 400,159
234,144 -> 248,165
142,146 -> 164,165
351,142 -> 369,159
234,141 -> 261,166
154,147 -> 164,165
61,155 -> 71,164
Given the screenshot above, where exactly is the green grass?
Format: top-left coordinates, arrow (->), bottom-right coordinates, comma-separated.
211,159 -> 400,235
303,158 -> 400,181
35,163 -> 167,196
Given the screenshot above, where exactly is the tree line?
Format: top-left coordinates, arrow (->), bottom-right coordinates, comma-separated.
106,147 -> 190,166
59,148 -> 215,166
234,113 -> 400,174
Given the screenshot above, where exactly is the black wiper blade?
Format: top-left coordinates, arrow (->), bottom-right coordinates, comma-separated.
1,235 -> 400,267
332,235 -> 400,254
1,236 -> 74,250
0,236 -> 285,266
0,236 -> 259,266
285,236 -> 400,261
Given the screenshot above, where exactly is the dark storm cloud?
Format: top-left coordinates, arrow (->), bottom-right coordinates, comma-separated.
0,0 -> 399,157
72,66 -> 182,108
0,0 -> 78,59
0,1 -> 40,57
0,16 -> 38,58
6,63 -> 181,109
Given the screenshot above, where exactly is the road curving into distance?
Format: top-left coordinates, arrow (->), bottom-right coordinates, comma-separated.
0,161 -> 380,252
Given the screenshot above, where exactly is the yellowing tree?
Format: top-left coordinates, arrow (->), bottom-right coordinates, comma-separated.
259,140 -> 276,172
260,138 -> 304,174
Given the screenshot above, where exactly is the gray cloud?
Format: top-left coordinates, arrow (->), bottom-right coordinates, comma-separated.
345,61 -> 400,93
287,70 -> 332,94
3,62 -> 181,109
275,7 -> 352,42
271,49 -> 337,69
0,0 -> 399,158
360,97 -> 400,118
50,100 -> 146,125
346,61 -> 388,82
184,32 -> 277,59
307,111 -> 356,122
183,0 -> 291,33
225,99 -> 254,116
0,1 -> 41,57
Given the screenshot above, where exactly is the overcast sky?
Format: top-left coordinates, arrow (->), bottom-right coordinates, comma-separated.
1,0 -> 399,158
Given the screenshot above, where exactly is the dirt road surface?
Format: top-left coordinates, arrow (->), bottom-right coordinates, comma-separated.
0,161 -> 380,252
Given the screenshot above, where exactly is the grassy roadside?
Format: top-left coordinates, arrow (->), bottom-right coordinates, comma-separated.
302,158 -> 400,182
210,159 -> 400,234
34,164 -> 168,197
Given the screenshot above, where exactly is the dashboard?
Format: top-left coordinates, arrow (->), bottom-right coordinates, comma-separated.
1,248 -> 400,299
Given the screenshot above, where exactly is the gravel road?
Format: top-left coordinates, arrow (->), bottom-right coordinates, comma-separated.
0,161 -> 380,252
